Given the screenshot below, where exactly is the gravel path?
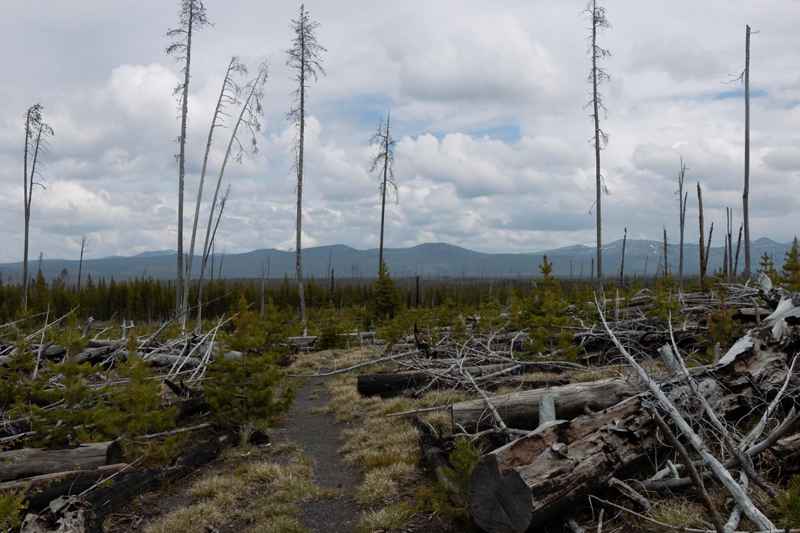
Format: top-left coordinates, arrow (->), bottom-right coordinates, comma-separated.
274,377 -> 361,533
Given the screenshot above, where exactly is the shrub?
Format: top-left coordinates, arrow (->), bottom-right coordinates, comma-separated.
371,265 -> 400,322
776,474 -> 800,528
0,491 -> 25,531
417,437 -> 481,523
204,355 -> 293,430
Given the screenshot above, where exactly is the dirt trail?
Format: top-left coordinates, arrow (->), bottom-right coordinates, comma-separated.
273,376 -> 361,533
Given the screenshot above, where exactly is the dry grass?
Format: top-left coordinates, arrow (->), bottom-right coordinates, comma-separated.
356,502 -> 415,533
142,444 -> 326,533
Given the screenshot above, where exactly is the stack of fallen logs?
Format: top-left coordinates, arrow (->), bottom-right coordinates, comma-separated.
353,279 -> 800,532
0,314 -> 239,532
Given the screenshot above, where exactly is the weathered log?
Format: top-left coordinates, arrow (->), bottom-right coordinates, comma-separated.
452,378 -> 639,431
0,442 -> 123,482
144,353 -> 201,368
0,463 -> 129,493
357,364 -> 566,398
468,343 -> 789,533
74,343 -> 122,364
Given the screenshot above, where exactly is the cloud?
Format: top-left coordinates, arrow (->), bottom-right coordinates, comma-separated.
0,0 -> 799,263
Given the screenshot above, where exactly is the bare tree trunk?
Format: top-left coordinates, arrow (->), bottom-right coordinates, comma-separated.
743,24 -> 752,277
378,114 -> 391,276
22,111 -> 31,313
734,223 -> 743,278
591,2 -> 603,281
662,227 -> 668,278
677,159 -> 687,288
706,222 -> 714,277
184,58 -> 238,328
77,236 -> 86,292
618,227 -> 626,286
295,32 -> 308,333
175,3 -> 196,315
697,182 -> 706,289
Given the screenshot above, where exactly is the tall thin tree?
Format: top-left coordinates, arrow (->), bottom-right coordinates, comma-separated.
22,104 -> 53,312
742,24 -> 752,278
77,236 -> 86,292
184,57 -> 246,325
196,63 -> 268,328
618,227 -> 627,285
697,182 -> 710,289
586,0 -> 610,280
676,158 -> 688,287
287,4 -> 325,332
166,0 -> 209,313
370,111 -> 397,276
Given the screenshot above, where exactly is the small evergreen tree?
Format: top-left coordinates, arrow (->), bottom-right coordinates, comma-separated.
372,263 -> 399,321
782,237 -> 800,291
758,252 -> 778,283
521,256 -> 576,359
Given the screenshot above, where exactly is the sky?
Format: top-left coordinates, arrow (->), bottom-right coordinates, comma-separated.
0,0 -> 798,262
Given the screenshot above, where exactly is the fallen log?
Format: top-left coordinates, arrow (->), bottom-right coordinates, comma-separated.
357,364 -> 567,398
451,377 -> 639,431
468,341 -> 790,533
0,463 -> 129,493
0,441 -> 123,482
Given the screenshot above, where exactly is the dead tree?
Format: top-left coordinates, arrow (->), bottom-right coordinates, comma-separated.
370,111 -> 397,276
77,237 -> 86,292
662,227 -> 668,278
287,3 -> 326,332
734,223 -> 743,277
697,182 -> 706,288
586,0 -> 610,280
22,104 -> 53,313
742,25 -> 752,277
184,57 -> 246,327
618,227 -> 627,285
196,62 -> 268,329
676,158 -> 688,287
166,0 -> 209,313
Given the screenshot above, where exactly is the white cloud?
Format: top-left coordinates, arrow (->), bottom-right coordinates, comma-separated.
0,0 -> 798,262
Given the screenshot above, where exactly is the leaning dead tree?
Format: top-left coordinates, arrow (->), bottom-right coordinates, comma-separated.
184,56 -> 246,328
22,104 -> 53,313
166,0 -> 210,314
196,62 -> 268,328
586,0 -> 610,280
287,3 -> 325,332
676,158 -> 688,287
742,24 -> 752,277
370,111 -> 397,276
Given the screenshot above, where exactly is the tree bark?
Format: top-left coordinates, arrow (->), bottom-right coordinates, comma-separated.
468,344 -> 787,533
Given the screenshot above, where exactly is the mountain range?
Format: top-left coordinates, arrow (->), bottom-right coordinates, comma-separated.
0,237 -> 791,282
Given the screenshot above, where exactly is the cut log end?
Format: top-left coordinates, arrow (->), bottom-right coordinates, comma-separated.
469,454 -> 532,533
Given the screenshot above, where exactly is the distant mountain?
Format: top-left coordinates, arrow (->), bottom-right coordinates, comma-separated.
0,239 -> 791,282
